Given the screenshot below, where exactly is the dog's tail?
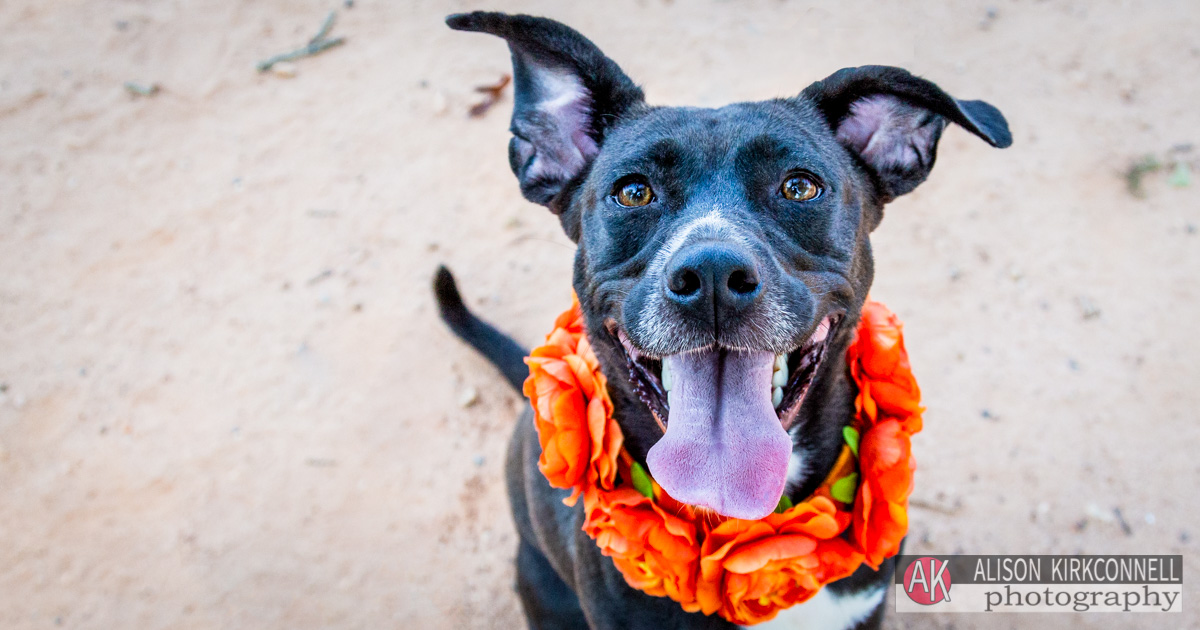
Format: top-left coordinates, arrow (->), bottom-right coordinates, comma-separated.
433,265 -> 529,393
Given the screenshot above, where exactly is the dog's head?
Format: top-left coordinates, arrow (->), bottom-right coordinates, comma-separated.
449,12 -> 1010,520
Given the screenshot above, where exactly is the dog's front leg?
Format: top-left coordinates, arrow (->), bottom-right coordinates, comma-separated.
513,537 -> 590,630
566,527 -> 736,630
508,409 -> 732,630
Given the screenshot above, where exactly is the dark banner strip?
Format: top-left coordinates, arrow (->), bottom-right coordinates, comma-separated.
895,555 -> 1183,585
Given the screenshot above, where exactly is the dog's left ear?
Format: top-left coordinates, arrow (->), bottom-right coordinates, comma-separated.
803,66 -> 1011,202
447,12 -> 645,215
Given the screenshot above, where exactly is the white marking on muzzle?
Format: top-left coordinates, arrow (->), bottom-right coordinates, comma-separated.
647,209 -> 746,276
634,210 -> 749,351
632,209 -> 805,355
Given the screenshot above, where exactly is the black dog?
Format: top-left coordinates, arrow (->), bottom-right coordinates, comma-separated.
435,12 -> 1009,629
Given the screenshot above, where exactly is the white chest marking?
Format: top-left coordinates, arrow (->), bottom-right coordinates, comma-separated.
744,585 -> 886,630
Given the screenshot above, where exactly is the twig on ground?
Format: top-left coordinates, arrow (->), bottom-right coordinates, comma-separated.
1124,154 -> 1161,198
909,497 -> 962,516
1113,507 -> 1134,537
256,11 -> 345,73
469,74 -> 511,118
307,268 -> 334,286
309,11 -> 336,45
124,82 -> 160,97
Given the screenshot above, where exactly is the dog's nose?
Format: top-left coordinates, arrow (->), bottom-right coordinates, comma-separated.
664,242 -> 762,318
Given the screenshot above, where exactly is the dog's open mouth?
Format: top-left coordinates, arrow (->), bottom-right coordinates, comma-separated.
613,314 -> 842,432
607,314 -> 843,520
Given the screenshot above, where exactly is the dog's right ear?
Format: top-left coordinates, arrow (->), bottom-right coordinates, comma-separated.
802,66 -> 1011,203
447,12 -> 645,213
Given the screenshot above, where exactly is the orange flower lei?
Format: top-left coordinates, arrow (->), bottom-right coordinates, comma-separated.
523,298 -> 922,625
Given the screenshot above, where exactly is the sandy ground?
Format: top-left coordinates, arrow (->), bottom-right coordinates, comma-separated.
1,1 -> 1198,628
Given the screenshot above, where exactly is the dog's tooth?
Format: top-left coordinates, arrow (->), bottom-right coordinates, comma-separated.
661,359 -> 673,392
772,386 -> 784,409
772,363 -> 788,387
775,353 -> 787,370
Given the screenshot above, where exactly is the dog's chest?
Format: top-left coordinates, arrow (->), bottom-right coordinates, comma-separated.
741,585 -> 885,630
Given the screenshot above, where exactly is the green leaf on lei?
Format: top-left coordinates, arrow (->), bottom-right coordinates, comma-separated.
843,426 -> 860,457
830,473 -> 860,504
630,461 -> 654,499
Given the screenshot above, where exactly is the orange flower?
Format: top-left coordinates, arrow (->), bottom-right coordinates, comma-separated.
695,497 -> 863,624
852,419 -> 914,568
849,302 -> 923,434
523,299 -> 622,502
583,487 -> 702,607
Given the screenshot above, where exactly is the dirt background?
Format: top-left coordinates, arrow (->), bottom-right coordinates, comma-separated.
1,1 -> 1197,628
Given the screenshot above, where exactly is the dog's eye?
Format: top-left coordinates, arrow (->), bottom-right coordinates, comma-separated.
780,174 -> 821,202
615,181 -> 654,207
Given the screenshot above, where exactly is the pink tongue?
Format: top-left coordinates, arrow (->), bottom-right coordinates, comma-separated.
646,349 -> 792,520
